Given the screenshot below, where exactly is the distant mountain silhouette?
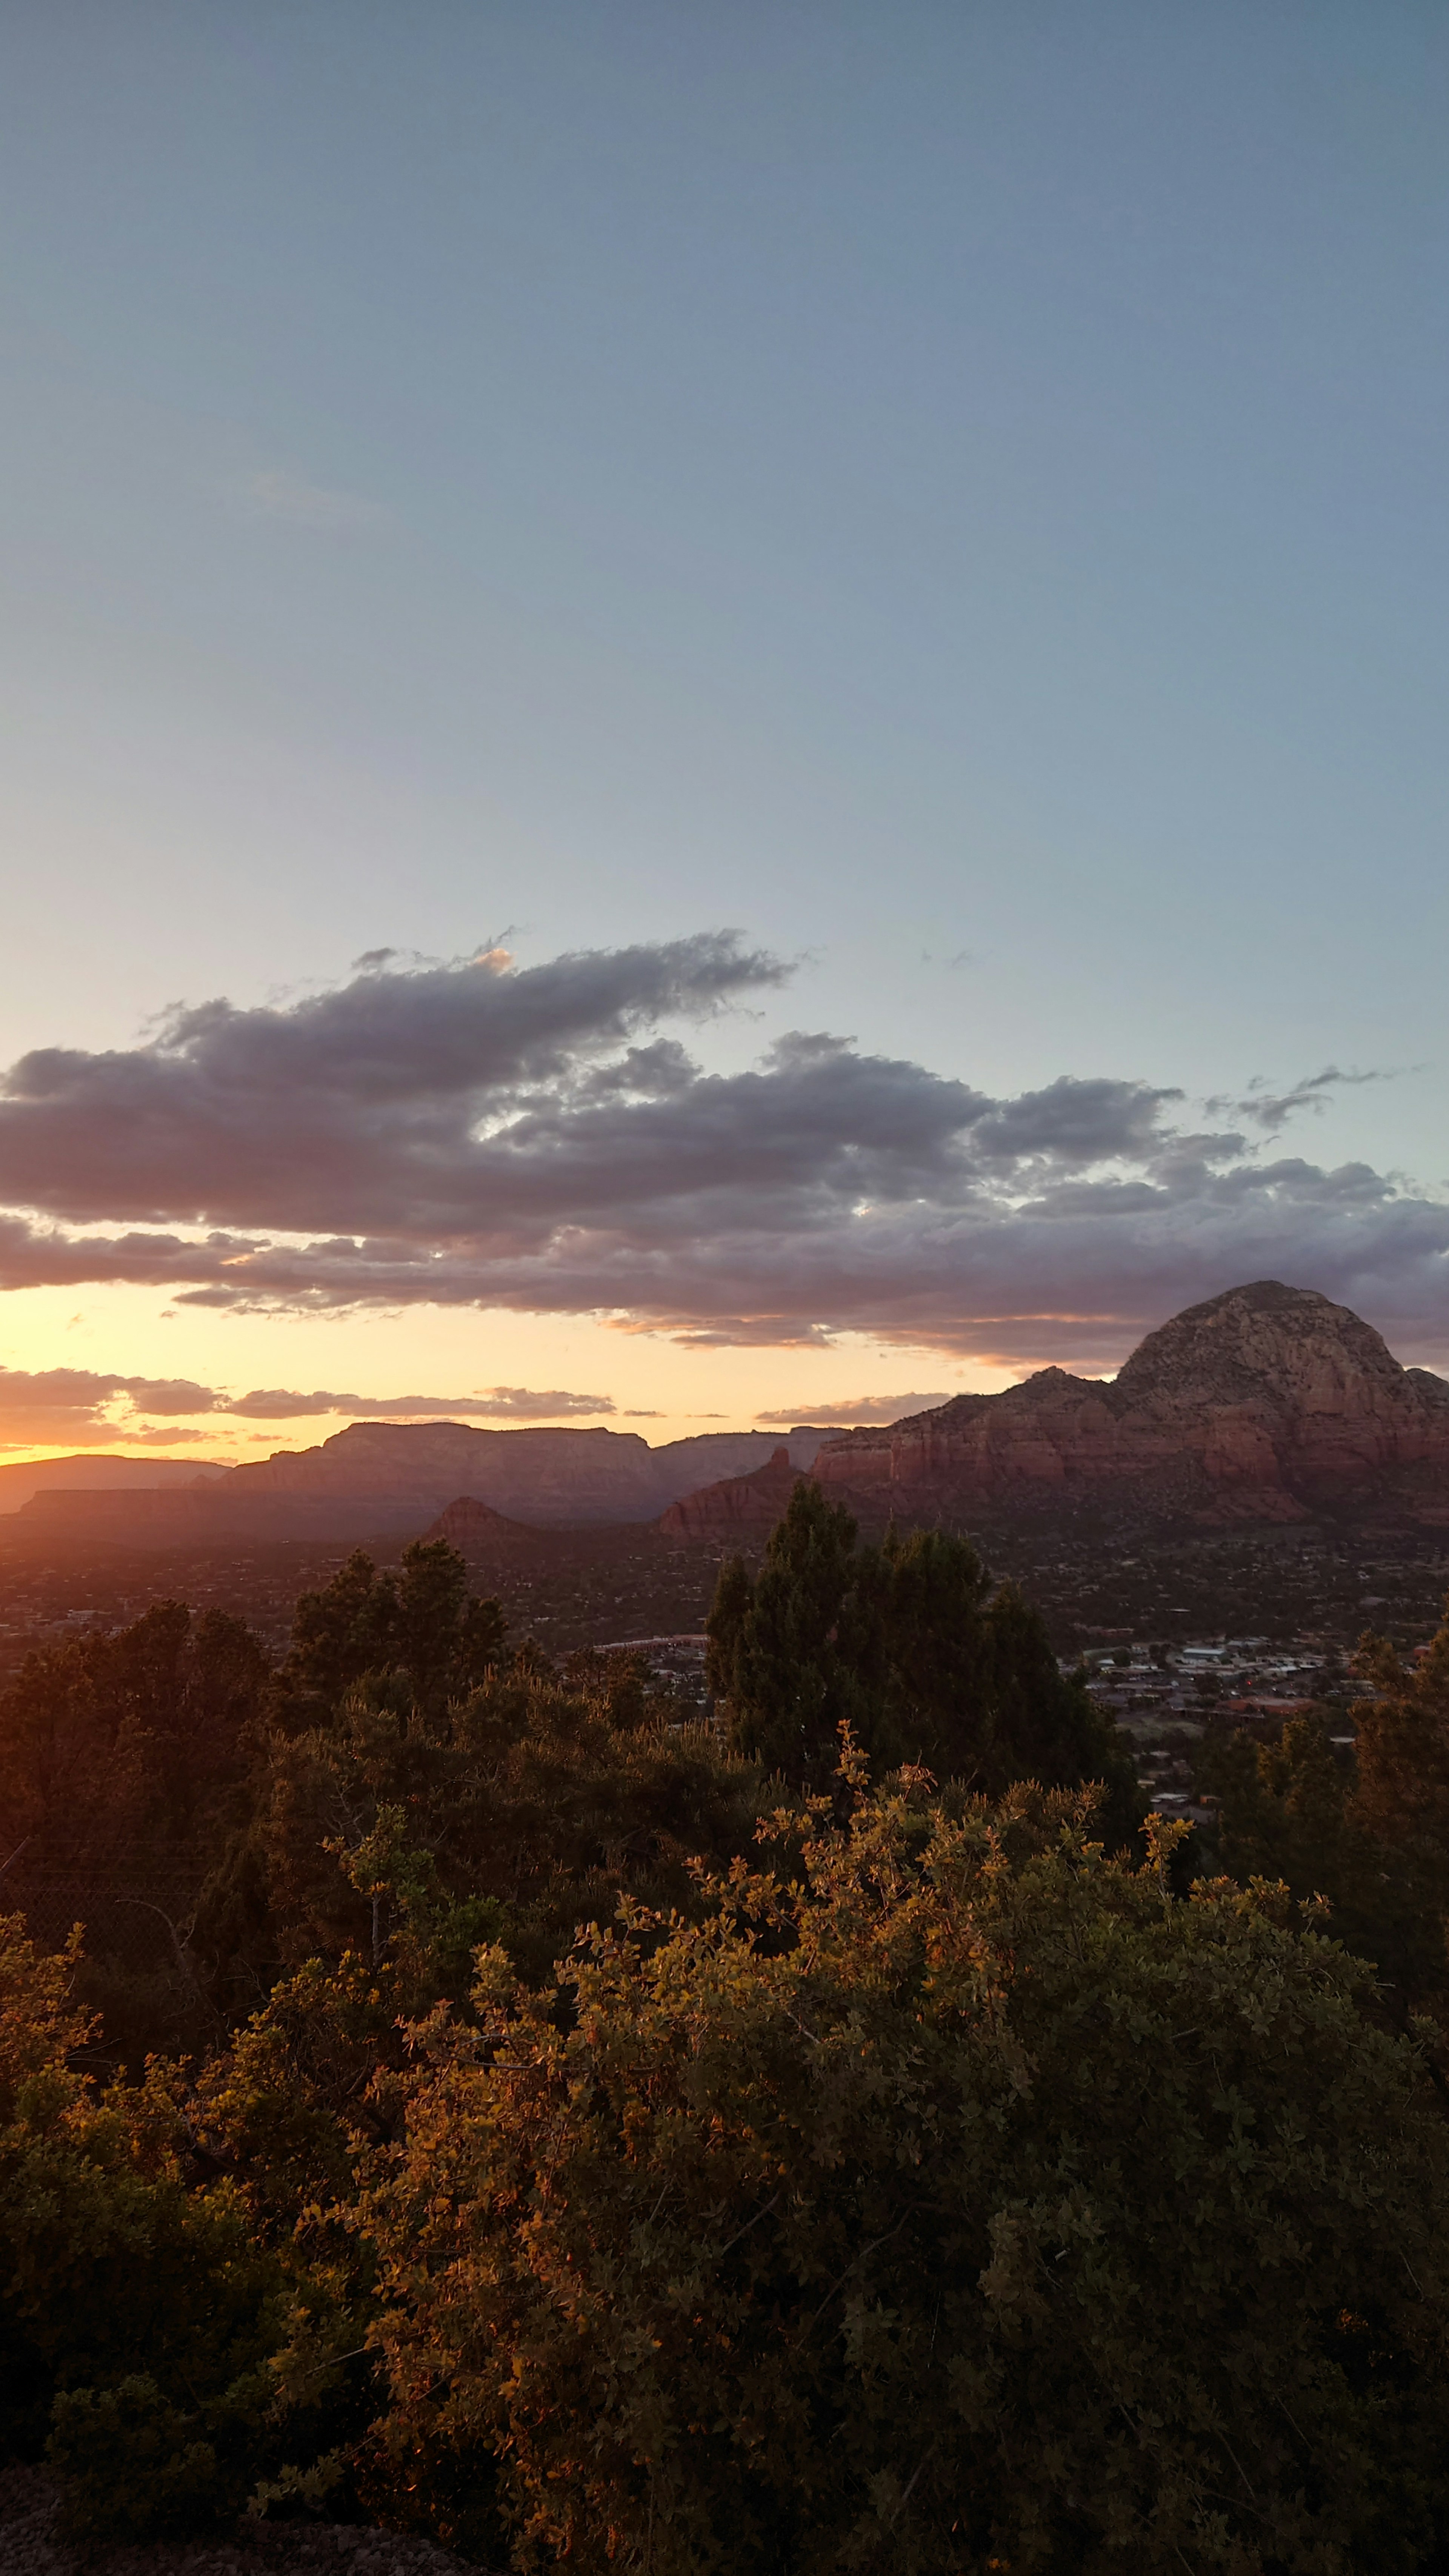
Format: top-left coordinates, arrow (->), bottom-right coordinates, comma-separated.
0,1454 -> 227,1514
418,1494 -> 555,1564
15,1421 -> 828,1546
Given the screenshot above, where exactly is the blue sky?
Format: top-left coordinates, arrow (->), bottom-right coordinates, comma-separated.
0,3 -> 1444,1450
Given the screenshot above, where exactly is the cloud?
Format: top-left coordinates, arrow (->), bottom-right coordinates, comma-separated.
235,468 -> 386,531
0,1364 -> 218,1451
1205,1066 -> 1399,1135
123,1377 -> 222,1416
0,935 -> 1442,1376
0,1359 -> 616,1449
756,1392 -> 955,1427
219,1386 -> 614,1421
0,931 -> 782,1233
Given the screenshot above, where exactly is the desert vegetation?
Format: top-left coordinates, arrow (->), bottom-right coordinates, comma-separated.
3,1487 -> 1449,2570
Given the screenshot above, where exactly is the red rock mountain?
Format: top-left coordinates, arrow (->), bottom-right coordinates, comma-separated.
16,1423 -> 828,1546
420,1495 -> 551,1562
812,1283 -> 1449,1529
659,1445 -> 806,1539
219,1422 -> 665,1524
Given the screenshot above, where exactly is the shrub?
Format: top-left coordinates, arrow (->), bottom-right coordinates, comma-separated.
708,1485 -> 1138,1839
0,1913 -> 352,2539
358,1762 -> 1449,2573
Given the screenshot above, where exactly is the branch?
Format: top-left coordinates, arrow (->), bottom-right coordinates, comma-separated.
712,2192 -> 780,2262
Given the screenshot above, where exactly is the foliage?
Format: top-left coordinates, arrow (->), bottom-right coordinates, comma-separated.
178,1630 -> 778,2288
0,1913 -> 350,2539
1203,1596 -> 1449,2025
275,1541 -> 507,1730
707,1483 -> 1138,1833
9,1539 -> 1449,2561
198,1639 -> 774,2004
357,1758 -> 1449,2573
0,1601 -> 274,2065
0,1600 -> 269,1868
1353,1604 -> 1449,1852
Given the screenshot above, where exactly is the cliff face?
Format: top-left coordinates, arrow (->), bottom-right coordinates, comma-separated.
220,1424 -> 831,1526
813,1283 -> 1449,1529
222,1422 -> 666,1524
659,1446 -> 805,1539
14,1424 -> 833,1547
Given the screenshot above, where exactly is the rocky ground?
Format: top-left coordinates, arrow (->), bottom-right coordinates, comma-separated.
0,2471 -> 491,2576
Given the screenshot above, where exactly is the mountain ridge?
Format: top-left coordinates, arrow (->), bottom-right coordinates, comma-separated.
13,1286 -> 1448,1546
812,1281 -> 1449,1529
15,1422 -> 829,1542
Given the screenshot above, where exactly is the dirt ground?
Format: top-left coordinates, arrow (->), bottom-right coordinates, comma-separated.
0,2470 -> 492,2576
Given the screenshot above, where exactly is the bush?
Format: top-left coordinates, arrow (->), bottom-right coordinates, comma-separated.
1203,1596 -> 1449,2026
357,1761 -> 1449,2573
707,1484 -> 1138,1836
0,1913 -> 353,2539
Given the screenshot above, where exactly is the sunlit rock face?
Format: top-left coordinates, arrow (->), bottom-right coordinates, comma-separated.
812,1283 -> 1449,1529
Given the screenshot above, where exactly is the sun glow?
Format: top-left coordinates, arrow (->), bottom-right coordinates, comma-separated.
0,1282 -> 1024,1464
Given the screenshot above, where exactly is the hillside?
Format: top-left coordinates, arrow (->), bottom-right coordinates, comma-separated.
659,1444 -> 807,1538
813,1281 -> 1449,1530
15,1422 -> 828,1544
0,1455 -> 228,1514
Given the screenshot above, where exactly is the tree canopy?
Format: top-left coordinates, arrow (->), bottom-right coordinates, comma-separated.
1204,1607 -> 1449,2027
358,1762 -> 1449,2573
707,1482 -> 1138,1834
7,1535 -> 1449,2565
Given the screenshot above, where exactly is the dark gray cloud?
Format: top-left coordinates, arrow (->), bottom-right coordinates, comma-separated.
0,932 -> 782,1232
0,937 -> 1444,1373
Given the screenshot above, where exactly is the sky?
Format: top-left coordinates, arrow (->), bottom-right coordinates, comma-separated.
0,1 -> 1445,1460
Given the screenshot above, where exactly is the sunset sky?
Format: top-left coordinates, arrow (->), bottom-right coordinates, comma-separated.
0,5 -> 1446,1461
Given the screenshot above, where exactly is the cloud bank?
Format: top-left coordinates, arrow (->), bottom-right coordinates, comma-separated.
0,934 -> 1443,1373
218,1386 -> 614,1421
0,1366 -> 615,1450
756,1393 -> 955,1427
0,1366 -> 222,1451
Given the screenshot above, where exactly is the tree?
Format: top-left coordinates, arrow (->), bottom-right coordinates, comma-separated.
358,1763 -> 1449,2573
708,1484 -> 870,1780
1203,1599 -> 1449,2025
0,1602 -> 269,1870
0,1913 -> 351,2539
199,1648 -> 773,2005
707,1486 -> 1138,1835
1352,1606 -> 1449,1855
277,1543 -> 506,1731
0,1603 -> 273,2064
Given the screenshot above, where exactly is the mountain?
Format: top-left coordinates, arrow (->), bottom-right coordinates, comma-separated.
659,1445 -> 806,1538
0,1455 -> 228,1514
812,1283 -> 1449,1530
15,1422 -> 830,1546
24,1284 -> 1442,1551
411,1495 -> 568,1573
217,1422 -> 666,1525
